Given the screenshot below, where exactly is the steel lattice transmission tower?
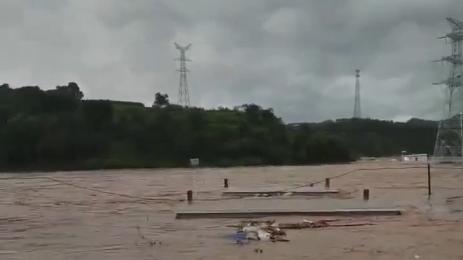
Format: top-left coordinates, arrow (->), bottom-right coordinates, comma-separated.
433,17 -> 463,116
353,69 -> 361,118
175,42 -> 192,107
432,18 -> 463,163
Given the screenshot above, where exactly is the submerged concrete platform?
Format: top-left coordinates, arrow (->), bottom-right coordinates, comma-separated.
176,208 -> 402,219
222,190 -> 339,196
222,187 -> 339,197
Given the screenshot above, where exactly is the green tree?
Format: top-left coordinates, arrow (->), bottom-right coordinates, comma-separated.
81,100 -> 113,131
153,92 -> 169,107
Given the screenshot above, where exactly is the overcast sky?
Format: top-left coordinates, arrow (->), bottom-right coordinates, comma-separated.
1,0 -> 463,123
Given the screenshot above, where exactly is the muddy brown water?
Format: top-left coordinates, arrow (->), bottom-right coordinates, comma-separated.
0,160 -> 462,259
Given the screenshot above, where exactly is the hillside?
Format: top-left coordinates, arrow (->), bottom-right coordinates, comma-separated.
289,118 -> 437,158
0,83 -> 437,171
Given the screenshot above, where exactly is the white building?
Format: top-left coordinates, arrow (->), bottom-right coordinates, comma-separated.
401,154 -> 428,162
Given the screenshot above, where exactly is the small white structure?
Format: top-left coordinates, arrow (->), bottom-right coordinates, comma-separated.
190,158 -> 200,167
401,154 -> 428,162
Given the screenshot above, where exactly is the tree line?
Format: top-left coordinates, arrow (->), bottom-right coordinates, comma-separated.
0,83 -> 436,171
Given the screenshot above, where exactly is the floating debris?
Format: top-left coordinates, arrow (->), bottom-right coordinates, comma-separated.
136,226 -> 162,247
231,219 -> 374,243
233,220 -> 288,243
232,231 -> 248,244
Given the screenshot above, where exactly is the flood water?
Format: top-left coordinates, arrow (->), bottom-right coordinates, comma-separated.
0,160 -> 462,259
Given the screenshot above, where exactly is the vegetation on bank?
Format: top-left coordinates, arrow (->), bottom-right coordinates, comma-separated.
289,117 -> 437,159
0,83 -> 436,171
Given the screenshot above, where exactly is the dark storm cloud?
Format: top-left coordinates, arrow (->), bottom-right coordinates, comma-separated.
1,0 -> 463,122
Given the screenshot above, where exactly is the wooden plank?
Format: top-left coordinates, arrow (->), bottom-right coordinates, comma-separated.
222,190 -> 339,196
176,209 -> 402,219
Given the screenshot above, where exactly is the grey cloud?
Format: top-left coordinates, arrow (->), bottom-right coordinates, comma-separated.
1,0 -> 462,122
